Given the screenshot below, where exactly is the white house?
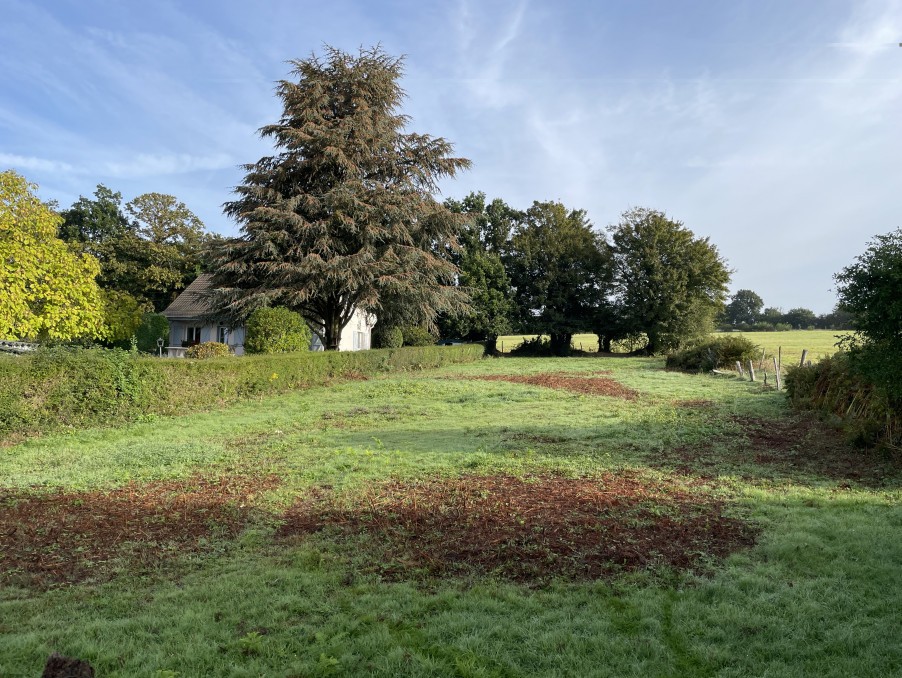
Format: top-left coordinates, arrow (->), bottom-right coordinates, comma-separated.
161,274 -> 374,357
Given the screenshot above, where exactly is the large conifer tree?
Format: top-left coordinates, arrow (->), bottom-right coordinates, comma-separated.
213,46 -> 471,349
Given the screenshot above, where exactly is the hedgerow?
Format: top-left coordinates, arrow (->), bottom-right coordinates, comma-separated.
784,352 -> 900,450
0,344 -> 483,440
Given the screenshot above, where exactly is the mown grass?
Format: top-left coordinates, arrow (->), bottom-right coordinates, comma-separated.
725,330 -> 849,368
498,330 -> 849,362
1,355 -> 899,677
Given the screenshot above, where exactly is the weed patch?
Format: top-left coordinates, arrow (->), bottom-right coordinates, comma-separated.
277,473 -> 757,585
652,414 -> 901,484
0,475 -> 280,587
471,373 -> 639,400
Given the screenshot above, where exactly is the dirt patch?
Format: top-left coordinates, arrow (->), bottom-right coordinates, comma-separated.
654,414 -> 901,484
0,475 -> 280,587
472,373 -> 639,400
675,399 -> 715,409
277,473 -> 756,584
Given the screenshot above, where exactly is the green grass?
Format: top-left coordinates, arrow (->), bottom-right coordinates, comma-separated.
498,330 -> 849,367
726,330 -> 849,367
1,356 -> 899,677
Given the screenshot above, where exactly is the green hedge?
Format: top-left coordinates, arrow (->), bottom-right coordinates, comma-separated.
784,352 -> 900,449
0,344 -> 483,441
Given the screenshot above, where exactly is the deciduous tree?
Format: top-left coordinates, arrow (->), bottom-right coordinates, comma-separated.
60,187 -> 213,312
0,170 -> 105,340
724,289 -> 764,326
610,208 -> 730,355
506,201 -> 611,355
441,192 -> 518,352
213,46 -> 471,350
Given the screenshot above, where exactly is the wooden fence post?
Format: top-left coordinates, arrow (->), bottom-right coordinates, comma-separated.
747,360 -> 756,382
772,356 -> 781,390
759,349 -> 767,369
799,349 -> 808,367
736,361 -> 744,377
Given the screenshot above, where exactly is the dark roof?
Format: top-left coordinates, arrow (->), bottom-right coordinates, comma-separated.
161,274 -> 215,319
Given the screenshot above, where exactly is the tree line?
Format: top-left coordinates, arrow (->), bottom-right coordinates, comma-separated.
0,45 -> 868,355
721,289 -> 853,332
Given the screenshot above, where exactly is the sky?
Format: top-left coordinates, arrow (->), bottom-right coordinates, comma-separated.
1,0 -> 900,314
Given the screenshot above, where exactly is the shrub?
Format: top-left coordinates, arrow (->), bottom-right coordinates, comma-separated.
785,352 -> 900,449
372,324 -> 403,349
773,323 -> 792,332
186,342 -> 232,359
401,325 -> 436,347
666,335 -> 759,372
135,313 -> 170,353
245,307 -> 311,354
509,336 -> 556,357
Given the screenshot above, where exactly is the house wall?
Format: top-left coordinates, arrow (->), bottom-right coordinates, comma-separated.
165,310 -> 372,357
167,321 -> 245,356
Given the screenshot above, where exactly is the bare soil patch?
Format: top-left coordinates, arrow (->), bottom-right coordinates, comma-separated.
0,475 -> 279,587
277,473 -> 756,584
656,414 -> 900,484
472,373 -> 639,400
675,399 -> 715,409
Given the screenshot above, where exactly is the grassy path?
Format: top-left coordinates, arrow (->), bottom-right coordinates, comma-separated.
1,356 -> 899,676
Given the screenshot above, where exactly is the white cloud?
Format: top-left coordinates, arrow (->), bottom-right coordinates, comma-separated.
0,153 -> 75,174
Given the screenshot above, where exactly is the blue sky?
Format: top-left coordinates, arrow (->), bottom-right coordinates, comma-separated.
2,0 -> 900,313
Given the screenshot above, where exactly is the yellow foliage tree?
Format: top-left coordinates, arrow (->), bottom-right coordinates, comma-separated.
0,170 -> 106,341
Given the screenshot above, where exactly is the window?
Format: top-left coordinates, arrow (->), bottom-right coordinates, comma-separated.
353,331 -> 365,350
218,327 -> 228,344
185,327 -> 201,346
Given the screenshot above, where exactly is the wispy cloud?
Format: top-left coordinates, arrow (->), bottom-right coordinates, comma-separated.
0,153 -> 74,174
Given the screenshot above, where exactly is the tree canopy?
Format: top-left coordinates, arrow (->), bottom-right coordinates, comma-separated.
59,186 -> 213,313
835,228 -> 902,347
610,208 -> 730,354
724,289 -> 764,326
212,45 -> 471,350
440,192 -> 518,352
0,170 -> 105,341
507,201 -> 612,355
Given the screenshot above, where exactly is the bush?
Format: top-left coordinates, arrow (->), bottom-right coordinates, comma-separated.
372,324 -> 403,349
509,336 -> 555,357
186,342 -> 231,359
135,313 -> 170,353
666,335 -> 759,372
401,325 -> 436,347
785,352 -> 900,449
245,307 -> 311,354
0,344 -> 484,441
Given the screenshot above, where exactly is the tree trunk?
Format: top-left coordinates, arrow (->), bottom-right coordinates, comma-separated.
484,335 -> 499,356
599,335 -> 612,353
324,316 -> 341,351
549,332 -> 572,356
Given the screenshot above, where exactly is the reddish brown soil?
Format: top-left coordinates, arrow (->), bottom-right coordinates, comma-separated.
472,373 -> 639,400
277,473 -> 757,584
0,475 -> 279,587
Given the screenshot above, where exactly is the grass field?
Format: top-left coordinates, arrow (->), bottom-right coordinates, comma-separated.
1,355 -> 899,676
499,330 -> 850,366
